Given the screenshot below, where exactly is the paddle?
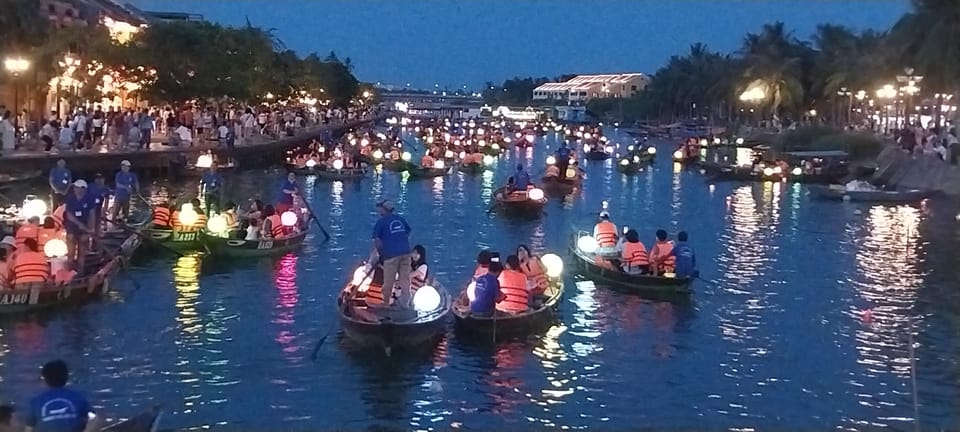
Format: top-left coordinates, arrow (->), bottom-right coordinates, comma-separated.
297,193 -> 330,242
103,216 -> 186,257
310,263 -> 379,360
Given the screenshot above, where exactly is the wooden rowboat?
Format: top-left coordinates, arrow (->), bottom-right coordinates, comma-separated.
102,407 -> 162,432
569,232 -> 693,295
407,166 -> 449,179
338,277 -> 451,352
142,226 -> 202,252
540,175 -> 582,196
702,163 -> 785,182
808,184 -> 930,203
452,275 -> 564,338
584,150 -> 611,161
316,166 -> 367,180
492,186 -> 547,218
458,162 -> 484,174
199,228 -> 308,257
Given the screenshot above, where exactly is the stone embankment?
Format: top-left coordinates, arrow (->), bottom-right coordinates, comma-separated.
873,145 -> 960,195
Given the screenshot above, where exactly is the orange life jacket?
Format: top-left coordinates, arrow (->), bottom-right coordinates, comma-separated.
651,240 -> 675,271
15,224 -> 40,251
365,281 -> 384,305
224,211 -> 239,230
520,257 -> 548,295
13,251 -> 50,284
594,221 -> 617,247
152,206 -> 171,228
622,241 -> 649,266
411,264 -> 427,290
52,205 -> 65,230
496,269 -> 529,313
266,214 -> 284,238
194,213 -> 208,230
0,261 -> 8,288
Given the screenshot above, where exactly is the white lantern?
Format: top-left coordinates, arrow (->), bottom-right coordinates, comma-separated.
426,136 -> 435,144
565,168 -> 576,178
525,134 -> 535,142
577,235 -> 598,254
444,150 -> 454,159
584,133 -> 592,140
763,167 -> 774,177
605,145 -> 614,153
713,137 -> 721,144
458,151 -> 466,160
540,253 -> 564,278
466,281 -> 477,302
373,149 -> 384,160
699,139 -> 708,146
305,159 -> 317,168
433,160 -> 446,170
792,167 -> 803,176
20,197 -> 48,220
196,154 -> 213,168
281,211 -> 298,227
43,238 -> 68,258
628,145 -> 635,151
206,215 -> 228,234
584,144 -> 592,153
352,266 -> 368,286
620,159 -> 629,166
178,204 -> 199,227
736,137 -> 744,145
647,147 -> 657,155
402,151 -> 412,162
673,150 -> 684,160
633,156 -> 640,163
332,159 -> 345,170
413,285 -> 442,312
478,139 -> 486,147
546,155 -> 556,165
528,188 -> 545,201
491,143 -> 500,151
483,155 -> 495,166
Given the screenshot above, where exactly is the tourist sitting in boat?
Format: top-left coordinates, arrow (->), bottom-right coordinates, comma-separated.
512,164 -> 530,192
261,205 -> 285,239
517,245 -> 548,295
152,201 -> 172,229
474,250 -> 493,279
555,142 -> 572,180
15,216 -> 41,251
409,245 -> 428,292
619,229 -> 650,275
38,217 -> 62,250
0,236 -> 16,288
496,255 -> 530,314
12,238 -> 50,286
421,153 -> 435,168
670,231 -> 697,278
221,201 -> 240,233
191,198 -> 208,230
649,229 -> 676,275
470,259 -> 505,317
593,212 -> 618,254
544,164 -> 560,179
242,199 -> 265,228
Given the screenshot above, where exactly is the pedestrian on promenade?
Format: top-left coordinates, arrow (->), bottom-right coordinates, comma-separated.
57,120 -> 75,152
23,360 -> 100,432
48,159 -> 72,209
372,199 -> 413,309
0,111 -> 15,152
138,108 -> 154,150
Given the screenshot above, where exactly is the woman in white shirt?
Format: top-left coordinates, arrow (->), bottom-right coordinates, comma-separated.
409,245 -> 428,292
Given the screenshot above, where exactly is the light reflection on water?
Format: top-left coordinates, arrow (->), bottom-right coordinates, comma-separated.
0,135 -> 957,430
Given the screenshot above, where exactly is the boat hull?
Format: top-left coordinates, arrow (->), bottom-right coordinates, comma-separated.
458,163 -> 484,174
585,151 -> 611,161
569,235 -> 693,295
492,188 -> 547,218
808,185 -> 930,203
143,227 -> 202,251
540,176 -> 581,196
407,167 -> 449,179
199,229 -> 308,257
338,282 -> 451,352
316,167 -> 367,180
452,279 -> 563,338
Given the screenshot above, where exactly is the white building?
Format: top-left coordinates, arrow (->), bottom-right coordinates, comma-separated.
533,73 -> 648,105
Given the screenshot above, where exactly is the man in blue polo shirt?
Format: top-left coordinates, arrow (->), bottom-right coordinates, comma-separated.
372,199 -> 411,308
200,164 -> 225,217
470,259 -> 504,316
64,180 -> 95,273
671,231 -> 697,278
112,160 -> 138,222
48,159 -> 71,209
23,360 -> 99,432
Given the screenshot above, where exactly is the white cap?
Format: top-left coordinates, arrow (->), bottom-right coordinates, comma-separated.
73,179 -> 88,188
1,236 -> 15,247
120,160 -> 132,167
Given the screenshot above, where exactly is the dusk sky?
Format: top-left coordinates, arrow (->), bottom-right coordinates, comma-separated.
127,1 -> 910,89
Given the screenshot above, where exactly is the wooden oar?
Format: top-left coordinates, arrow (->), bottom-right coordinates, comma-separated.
310,263 -> 378,360
103,216 -> 186,257
297,193 -> 330,242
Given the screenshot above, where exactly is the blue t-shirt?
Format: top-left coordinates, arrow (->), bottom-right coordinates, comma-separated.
372,213 -> 411,259
88,184 -> 110,211
515,171 -> 530,189
201,171 -> 224,193
49,167 -> 72,194
470,273 -> 500,315
556,147 -> 571,160
672,242 -> 697,277
113,171 -> 138,200
24,387 -> 92,432
64,192 -> 95,235
277,179 -> 297,205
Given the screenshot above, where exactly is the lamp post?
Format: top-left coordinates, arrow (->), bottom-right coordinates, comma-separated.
897,67 -> 923,127
854,90 -> 866,125
876,84 -> 897,134
4,56 -> 31,129
739,86 -> 766,126
57,54 -> 80,117
837,87 -> 852,126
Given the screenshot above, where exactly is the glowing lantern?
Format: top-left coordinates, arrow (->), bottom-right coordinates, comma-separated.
373,149 -> 384,160
620,159 -> 629,166
466,281 -> 477,302
647,147 -> 657,155
792,167 -> 803,176
628,145 -> 635,151
515,132 -> 522,138
319,146 -> 326,153
565,168 -> 576,178
699,139 -> 708,146
444,150 -> 454,158
206,215 -> 228,234
584,133 -> 592,140
412,285 -> 442,312
633,156 -> 640,163
528,188 -> 545,201
584,144 -> 592,153
306,159 -> 317,168
281,211 -> 298,227
478,140 -> 486,147
713,137 -> 721,144
349,138 -> 357,146
426,136 -> 435,144
352,266 -> 368,286
477,128 -> 485,136
361,138 -> 370,146
605,145 -> 614,153
43,238 -> 68,258
482,155 -> 495,166
178,203 -> 199,227
577,235 -> 598,254
673,150 -> 684,160
540,253 -> 564,278
546,155 -> 556,165
332,159 -> 345,170
458,151 -> 466,160
525,134 -> 535,142
402,151 -> 412,162
736,137 -> 744,145
20,196 -> 48,220
196,154 -> 213,168
491,143 -> 500,151
763,167 -> 774,177
434,160 -> 446,170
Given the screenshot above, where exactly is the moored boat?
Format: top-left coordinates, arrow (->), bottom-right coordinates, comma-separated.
702,163 -> 785,182
808,184 -> 930,203
540,175 -> 582,195
458,162 -> 485,174
569,231 -> 693,295
407,165 -> 450,179
452,257 -> 565,338
491,186 -> 547,218
338,266 -> 451,352
199,228 -> 308,257
316,166 -> 367,180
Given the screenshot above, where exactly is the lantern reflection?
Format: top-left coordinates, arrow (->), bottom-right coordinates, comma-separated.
274,253 -> 300,355
174,252 -> 202,335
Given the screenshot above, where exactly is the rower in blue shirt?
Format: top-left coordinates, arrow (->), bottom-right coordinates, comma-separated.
555,142 -> 572,180
201,164 -> 226,216
48,159 -> 72,209
470,259 -> 505,316
671,231 -> 697,278
112,160 -> 139,222
512,164 -> 530,191
276,171 -> 298,214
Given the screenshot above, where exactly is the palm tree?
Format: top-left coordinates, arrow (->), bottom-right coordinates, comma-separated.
739,22 -> 808,120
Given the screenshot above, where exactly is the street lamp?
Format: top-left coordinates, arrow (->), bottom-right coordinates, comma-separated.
4,56 -> 31,128
876,84 -> 897,133
837,87 -> 852,125
897,67 -> 923,126
739,86 -> 766,126
57,54 -> 80,116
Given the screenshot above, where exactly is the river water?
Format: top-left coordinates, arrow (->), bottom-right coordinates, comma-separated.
1,129 -> 958,431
